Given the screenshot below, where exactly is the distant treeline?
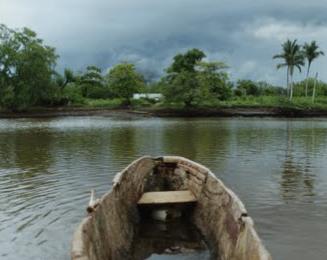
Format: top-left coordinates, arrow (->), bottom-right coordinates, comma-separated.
0,24 -> 326,111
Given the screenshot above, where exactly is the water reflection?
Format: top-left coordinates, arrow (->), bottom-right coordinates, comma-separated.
108,126 -> 137,159
280,122 -> 316,202
161,119 -> 231,166
17,131 -> 52,172
0,129 -> 57,225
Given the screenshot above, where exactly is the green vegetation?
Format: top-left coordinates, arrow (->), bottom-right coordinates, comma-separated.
0,24 -> 58,110
219,96 -> 327,110
106,63 -> 145,105
273,39 -> 304,101
84,98 -> 123,108
162,49 -> 231,107
273,39 -> 324,101
303,41 -> 324,97
234,80 -> 285,97
0,24 -> 326,113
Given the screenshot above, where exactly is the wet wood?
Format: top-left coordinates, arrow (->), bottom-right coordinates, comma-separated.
137,190 -> 196,205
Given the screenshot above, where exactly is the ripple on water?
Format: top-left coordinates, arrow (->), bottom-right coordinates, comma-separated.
0,117 -> 327,260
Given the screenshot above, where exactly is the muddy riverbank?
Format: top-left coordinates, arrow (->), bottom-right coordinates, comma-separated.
1,106 -> 327,118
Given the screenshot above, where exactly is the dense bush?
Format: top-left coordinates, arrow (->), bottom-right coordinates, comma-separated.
293,78 -> 327,97
81,84 -> 112,99
235,80 -> 260,96
62,84 -> 85,105
85,98 -> 123,108
234,80 -> 285,97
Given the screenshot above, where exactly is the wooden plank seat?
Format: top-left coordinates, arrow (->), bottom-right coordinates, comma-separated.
137,190 -> 197,205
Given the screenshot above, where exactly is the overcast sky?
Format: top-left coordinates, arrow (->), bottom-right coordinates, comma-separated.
1,0 -> 327,85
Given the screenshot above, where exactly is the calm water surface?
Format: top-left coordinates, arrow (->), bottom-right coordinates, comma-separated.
0,116 -> 327,260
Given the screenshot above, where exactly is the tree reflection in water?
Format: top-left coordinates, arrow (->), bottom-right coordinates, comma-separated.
280,121 -> 316,202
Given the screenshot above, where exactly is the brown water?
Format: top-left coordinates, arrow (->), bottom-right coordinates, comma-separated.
0,116 -> 327,260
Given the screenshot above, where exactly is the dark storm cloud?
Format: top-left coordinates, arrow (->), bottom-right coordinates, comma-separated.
2,0 -> 327,84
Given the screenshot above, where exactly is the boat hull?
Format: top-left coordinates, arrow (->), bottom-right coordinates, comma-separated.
71,156 -> 271,260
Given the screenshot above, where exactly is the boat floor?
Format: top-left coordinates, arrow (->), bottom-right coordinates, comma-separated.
128,219 -> 209,260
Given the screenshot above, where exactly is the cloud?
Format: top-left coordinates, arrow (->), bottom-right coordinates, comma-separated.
1,0 -> 327,84
249,18 -> 327,42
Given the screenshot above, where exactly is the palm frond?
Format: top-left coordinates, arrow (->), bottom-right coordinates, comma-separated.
295,64 -> 302,73
273,54 -> 285,59
276,63 -> 287,69
303,40 -> 324,63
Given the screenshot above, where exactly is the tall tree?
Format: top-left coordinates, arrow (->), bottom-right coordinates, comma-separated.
197,61 -> 231,100
79,65 -> 104,97
60,68 -> 75,88
163,70 -> 201,106
80,66 -> 103,86
0,24 -> 18,89
106,63 -> 144,105
273,39 -> 304,100
0,24 -> 58,109
163,48 -> 206,107
167,48 -> 205,74
303,41 -> 324,97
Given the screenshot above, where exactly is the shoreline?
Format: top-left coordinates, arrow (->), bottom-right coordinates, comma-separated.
1,106 -> 327,118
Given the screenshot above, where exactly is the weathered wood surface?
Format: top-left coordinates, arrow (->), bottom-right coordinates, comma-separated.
71,156 -> 156,260
71,156 -> 272,260
137,190 -> 196,204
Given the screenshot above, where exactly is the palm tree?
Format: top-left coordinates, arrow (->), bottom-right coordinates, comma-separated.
303,41 -> 324,97
273,39 -> 304,100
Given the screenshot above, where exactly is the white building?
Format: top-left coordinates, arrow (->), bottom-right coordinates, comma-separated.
132,93 -> 162,101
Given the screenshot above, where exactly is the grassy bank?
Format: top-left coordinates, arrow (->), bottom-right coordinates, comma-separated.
218,96 -> 327,109
2,96 -> 327,118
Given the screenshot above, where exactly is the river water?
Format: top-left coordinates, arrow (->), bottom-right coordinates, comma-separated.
0,116 -> 327,260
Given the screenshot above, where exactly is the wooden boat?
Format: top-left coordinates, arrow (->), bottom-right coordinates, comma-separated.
71,156 -> 271,260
